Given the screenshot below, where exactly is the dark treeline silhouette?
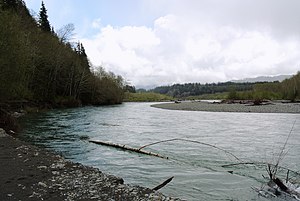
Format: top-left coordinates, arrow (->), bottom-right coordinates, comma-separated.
0,0 -> 124,107
151,82 -> 260,98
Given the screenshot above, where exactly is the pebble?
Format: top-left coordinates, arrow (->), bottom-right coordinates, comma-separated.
38,182 -> 47,188
37,166 -> 47,170
0,128 -> 8,137
34,160 -> 182,200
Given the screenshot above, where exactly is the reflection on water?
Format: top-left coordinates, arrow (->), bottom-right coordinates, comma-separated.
19,102 -> 300,200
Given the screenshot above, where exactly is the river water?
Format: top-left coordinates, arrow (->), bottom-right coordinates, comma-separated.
19,102 -> 300,200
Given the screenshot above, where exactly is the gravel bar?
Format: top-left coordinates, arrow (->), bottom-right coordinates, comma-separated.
0,129 -> 182,201
151,101 -> 300,113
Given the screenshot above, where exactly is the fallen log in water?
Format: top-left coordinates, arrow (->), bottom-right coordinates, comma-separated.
89,140 -> 168,159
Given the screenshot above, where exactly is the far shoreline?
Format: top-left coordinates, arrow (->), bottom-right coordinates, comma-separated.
151,101 -> 300,114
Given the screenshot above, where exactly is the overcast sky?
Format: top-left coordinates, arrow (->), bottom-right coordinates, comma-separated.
25,0 -> 300,88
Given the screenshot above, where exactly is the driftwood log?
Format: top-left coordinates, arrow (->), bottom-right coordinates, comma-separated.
89,140 -> 168,159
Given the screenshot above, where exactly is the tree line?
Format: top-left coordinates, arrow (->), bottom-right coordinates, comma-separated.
151,72 -> 300,101
0,0 -> 125,107
151,82 -> 260,98
231,72 -> 300,101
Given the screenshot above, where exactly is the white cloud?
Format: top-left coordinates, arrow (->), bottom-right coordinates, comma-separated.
82,2 -> 300,88
92,18 -> 102,29
81,25 -> 160,86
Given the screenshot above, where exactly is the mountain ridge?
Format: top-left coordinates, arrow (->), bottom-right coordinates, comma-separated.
232,75 -> 292,83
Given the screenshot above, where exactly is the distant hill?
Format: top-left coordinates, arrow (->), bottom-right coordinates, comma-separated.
232,75 -> 292,83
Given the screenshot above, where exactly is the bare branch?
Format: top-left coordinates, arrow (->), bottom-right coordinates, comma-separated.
139,138 -> 240,161
57,23 -> 75,43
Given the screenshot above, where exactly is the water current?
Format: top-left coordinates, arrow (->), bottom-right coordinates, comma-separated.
19,102 -> 300,200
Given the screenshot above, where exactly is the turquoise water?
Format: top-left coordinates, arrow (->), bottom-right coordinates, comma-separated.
19,102 -> 300,200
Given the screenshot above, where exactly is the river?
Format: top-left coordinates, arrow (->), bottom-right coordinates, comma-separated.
19,102 -> 300,200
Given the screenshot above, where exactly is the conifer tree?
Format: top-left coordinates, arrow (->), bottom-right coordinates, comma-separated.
80,43 -> 86,56
38,1 -> 51,32
76,41 -> 81,54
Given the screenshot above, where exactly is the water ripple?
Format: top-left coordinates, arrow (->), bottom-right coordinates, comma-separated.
19,102 -> 300,201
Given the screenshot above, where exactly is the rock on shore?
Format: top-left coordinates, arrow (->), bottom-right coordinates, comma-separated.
0,129 -> 181,201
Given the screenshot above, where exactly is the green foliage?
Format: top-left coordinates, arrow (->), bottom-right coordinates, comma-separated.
186,92 -> 228,100
0,0 -> 124,106
123,92 -> 173,102
232,90 -> 282,100
151,73 -> 300,101
152,73 -> 300,101
227,87 -> 238,100
224,73 -> 300,101
281,72 -> 300,101
0,11 -> 32,100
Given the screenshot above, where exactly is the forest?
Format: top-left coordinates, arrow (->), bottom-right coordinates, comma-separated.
151,82 -> 259,98
0,0 -> 125,108
150,72 -> 300,101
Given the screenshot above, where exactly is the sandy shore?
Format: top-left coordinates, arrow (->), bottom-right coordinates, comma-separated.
0,129 -> 181,201
151,101 -> 300,113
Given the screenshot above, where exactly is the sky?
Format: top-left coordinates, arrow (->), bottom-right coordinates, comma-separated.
25,0 -> 300,88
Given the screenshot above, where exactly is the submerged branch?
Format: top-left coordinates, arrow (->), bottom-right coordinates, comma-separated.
221,162 -> 257,167
222,162 -> 300,176
139,138 -> 240,161
273,120 -> 296,177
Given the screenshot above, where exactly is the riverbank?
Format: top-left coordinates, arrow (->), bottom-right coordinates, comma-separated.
151,101 -> 300,113
0,129 -> 181,201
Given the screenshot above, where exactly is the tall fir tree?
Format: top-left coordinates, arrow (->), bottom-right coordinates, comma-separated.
80,43 -> 87,57
38,1 -> 51,32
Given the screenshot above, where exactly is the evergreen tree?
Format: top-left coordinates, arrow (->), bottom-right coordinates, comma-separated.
76,41 -> 81,54
51,26 -> 55,34
38,1 -> 51,32
80,43 -> 87,57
